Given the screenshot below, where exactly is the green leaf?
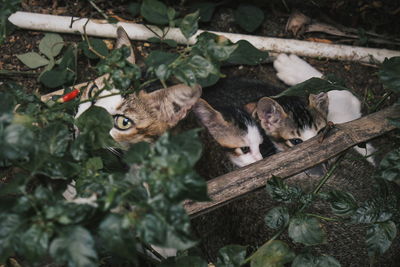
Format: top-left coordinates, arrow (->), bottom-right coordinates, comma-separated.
140,0 -> 169,25
227,40 -> 268,65
75,106 -> 115,150
80,38 -> 109,59
379,57 -> 400,93
266,176 -> 303,203
288,215 -> 327,246
366,221 -> 397,258
128,2 -> 140,17
325,190 -> 358,217
0,213 -> 21,262
1,123 -> 35,161
180,10 -> 200,40
190,2 -> 218,22
86,157 -> 103,172
98,214 -> 136,260
123,142 -> 151,164
145,50 -> 179,69
274,78 -> 349,98
50,226 -> 98,267
377,148 -> 400,183
17,224 -> 51,261
351,198 -> 392,224
251,240 -> 295,267
291,253 -> 341,267
159,256 -> 208,267
234,4 -> 264,32
216,245 -> 247,267
39,33 -> 64,58
40,122 -> 70,157
16,52 -> 49,69
265,206 -> 290,230
173,66 -> 197,86
39,45 -> 76,88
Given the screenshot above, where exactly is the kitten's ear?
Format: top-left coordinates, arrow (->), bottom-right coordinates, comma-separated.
256,97 -> 287,132
244,102 -> 257,117
116,26 -> 135,65
143,83 -> 202,127
309,92 -> 329,116
193,99 -> 244,147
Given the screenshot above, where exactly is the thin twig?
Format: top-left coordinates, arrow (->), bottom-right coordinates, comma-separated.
88,0 -> 108,20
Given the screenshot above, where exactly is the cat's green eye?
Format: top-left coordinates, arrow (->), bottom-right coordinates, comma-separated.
114,115 -> 133,130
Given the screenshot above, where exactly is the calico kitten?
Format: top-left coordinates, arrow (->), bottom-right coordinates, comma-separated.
74,26 -> 202,146
249,93 -> 329,152
193,99 -> 276,167
273,53 -> 376,164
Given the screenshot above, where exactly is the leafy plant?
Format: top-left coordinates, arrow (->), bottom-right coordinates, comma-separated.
234,4 -> 265,33
0,0 -> 19,44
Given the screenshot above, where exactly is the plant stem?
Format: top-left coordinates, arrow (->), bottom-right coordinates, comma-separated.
88,0 -> 108,20
305,213 -> 339,222
0,69 -> 39,77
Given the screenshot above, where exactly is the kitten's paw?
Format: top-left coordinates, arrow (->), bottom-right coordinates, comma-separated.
273,54 -> 323,86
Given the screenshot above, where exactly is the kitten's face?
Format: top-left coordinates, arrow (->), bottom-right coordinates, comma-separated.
75,27 -> 201,146
252,93 -> 329,151
193,99 -> 264,167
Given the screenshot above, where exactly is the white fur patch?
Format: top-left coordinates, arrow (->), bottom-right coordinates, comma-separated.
75,88 -> 123,118
300,127 -> 319,141
229,125 -> 263,167
327,90 -> 361,123
273,54 -> 323,86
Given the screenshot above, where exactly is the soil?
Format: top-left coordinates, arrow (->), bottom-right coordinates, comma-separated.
1,0 -> 399,266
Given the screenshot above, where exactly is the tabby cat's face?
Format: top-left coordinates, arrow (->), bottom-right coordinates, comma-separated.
75,26 -> 202,146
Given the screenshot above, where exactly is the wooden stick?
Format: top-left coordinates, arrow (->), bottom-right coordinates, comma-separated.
184,105 -> 399,217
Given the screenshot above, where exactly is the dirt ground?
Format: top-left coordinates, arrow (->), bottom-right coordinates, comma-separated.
1,0 -> 400,266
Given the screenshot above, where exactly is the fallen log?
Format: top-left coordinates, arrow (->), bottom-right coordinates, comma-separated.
184,104 -> 400,217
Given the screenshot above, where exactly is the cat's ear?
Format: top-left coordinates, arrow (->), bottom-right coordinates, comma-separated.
193,99 -> 244,147
116,26 -> 135,65
142,83 -> 202,127
309,92 -> 328,116
256,97 -> 287,132
244,102 -> 257,117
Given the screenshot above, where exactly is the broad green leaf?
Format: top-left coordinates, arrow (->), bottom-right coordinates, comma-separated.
0,214 -> 21,262
227,40 -> 268,65
274,78 -> 349,98
49,226 -> 98,267
155,64 -> 172,81
190,2 -> 218,22
291,253 -> 341,267
16,52 -> 49,69
40,122 -> 70,157
251,240 -> 295,267
145,50 -> 179,69
128,2 -> 140,17
17,224 -> 51,261
1,123 -> 34,161
188,55 -> 217,78
80,38 -> 109,59
98,214 -> 136,260
167,7 -> 176,25
75,106 -> 115,150
266,176 -> 303,203
265,206 -> 290,230
197,73 -> 220,87
180,10 -> 200,40
39,33 -> 64,58
123,142 -> 151,164
366,221 -> 397,258
234,4 -> 264,32
173,66 -> 197,86
288,215 -> 327,246
140,0 -> 169,25
351,198 -> 392,224
86,157 -> 103,172
216,245 -> 247,267
377,148 -> 400,183
325,190 -> 358,217
159,256 -> 208,267
379,57 -> 400,93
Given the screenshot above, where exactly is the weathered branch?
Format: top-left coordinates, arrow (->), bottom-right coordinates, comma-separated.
184,105 -> 400,217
